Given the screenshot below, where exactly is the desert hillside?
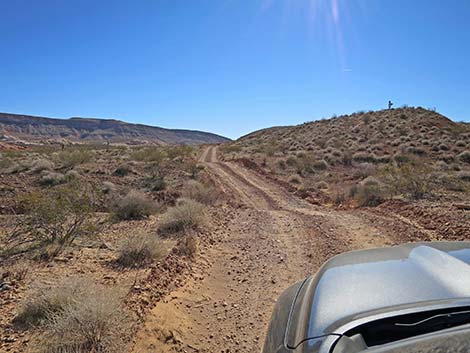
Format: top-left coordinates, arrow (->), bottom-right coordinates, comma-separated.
0,112 -> 230,146
235,107 -> 469,162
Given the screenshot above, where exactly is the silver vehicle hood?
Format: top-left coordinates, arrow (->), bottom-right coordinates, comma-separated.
286,242 -> 470,348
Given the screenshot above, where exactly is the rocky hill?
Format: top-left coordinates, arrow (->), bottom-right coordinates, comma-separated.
0,112 -> 230,146
233,107 -> 469,163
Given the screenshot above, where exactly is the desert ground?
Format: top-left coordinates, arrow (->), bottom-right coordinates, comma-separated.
1,108 -> 469,353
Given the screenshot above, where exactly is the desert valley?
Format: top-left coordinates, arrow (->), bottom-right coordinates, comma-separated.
1,107 -> 469,353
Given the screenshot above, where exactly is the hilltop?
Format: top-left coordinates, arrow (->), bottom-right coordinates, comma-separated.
235,107 -> 468,161
0,112 -> 230,146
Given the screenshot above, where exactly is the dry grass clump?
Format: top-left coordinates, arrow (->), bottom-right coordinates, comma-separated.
117,233 -> 167,267
288,174 -> 302,184
15,276 -> 87,327
39,171 -> 66,186
158,198 -> 206,235
313,159 -> 328,171
31,159 -> 54,173
112,190 -> 156,220
20,277 -> 130,353
181,180 -> 218,205
102,181 -> 116,194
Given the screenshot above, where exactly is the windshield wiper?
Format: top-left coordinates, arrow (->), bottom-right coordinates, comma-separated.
395,310 -> 470,328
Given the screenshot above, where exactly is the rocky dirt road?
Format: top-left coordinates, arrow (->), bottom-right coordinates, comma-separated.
131,146 -> 435,353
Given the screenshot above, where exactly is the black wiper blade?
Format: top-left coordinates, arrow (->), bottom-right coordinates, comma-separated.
395,310 -> 470,327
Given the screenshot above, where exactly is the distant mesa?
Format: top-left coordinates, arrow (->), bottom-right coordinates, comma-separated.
0,112 -> 230,146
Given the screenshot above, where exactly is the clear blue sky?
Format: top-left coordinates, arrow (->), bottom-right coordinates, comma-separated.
1,0 -> 469,139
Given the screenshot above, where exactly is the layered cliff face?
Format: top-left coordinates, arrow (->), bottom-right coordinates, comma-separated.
0,112 -> 230,145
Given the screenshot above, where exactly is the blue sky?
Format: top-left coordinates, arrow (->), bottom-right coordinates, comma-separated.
0,0 -> 469,139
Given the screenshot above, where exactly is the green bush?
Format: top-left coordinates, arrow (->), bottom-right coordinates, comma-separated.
131,147 -> 166,163
56,150 -> 93,168
11,183 -> 98,255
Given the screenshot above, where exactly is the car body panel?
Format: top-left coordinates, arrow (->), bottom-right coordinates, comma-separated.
265,241 -> 470,353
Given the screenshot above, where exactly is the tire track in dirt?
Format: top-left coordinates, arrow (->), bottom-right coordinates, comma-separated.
131,146 -> 427,353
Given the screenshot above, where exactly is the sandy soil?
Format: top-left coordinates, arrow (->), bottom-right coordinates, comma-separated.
131,146 -> 443,353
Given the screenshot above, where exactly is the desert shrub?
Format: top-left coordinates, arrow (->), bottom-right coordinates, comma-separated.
31,159 -> 54,173
113,164 -> 132,177
182,180 -> 218,205
39,171 -> 66,186
15,276 -> 88,327
352,152 -> 376,164
184,160 -> 202,178
376,155 -> 391,164
158,198 -> 206,235
288,174 -> 302,184
439,143 -> 450,151
144,175 -> 166,191
112,190 -> 156,220
64,169 -> 80,181
393,153 -> 411,165
458,151 -> 470,164
353,163 -> 376,179
102,181 -> 116,194
56,150 -> 93,168
220,145 -> 242,154
380,162 -> 432,200
27,277 -> 130,353
456,140 -> 467,147
316,181 -> 329,189
313,159 -> 328,171
354,184 -> 386,207
277,159 -> 287,170
407,146 -> 426,156
285,156 -> 297,167
341,151 -> 352,166
131,147 -> 166,163
167,145 -> 193,159
0,155 -> 12,171
457,171 -> 470,182
117,233 -> 166,267
10,183 -> 97,255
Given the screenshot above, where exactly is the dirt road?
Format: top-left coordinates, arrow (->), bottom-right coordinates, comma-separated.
132,146 -> 432,353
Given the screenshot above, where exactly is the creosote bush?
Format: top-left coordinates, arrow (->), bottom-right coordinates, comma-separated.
353,184 -> 386,207
112,190 -> 156,220
458,151 -> 470,164
117,233 -> 167,267
11,183 -> 98,256
158,198 -> 206,235
56,149 -> 93,168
